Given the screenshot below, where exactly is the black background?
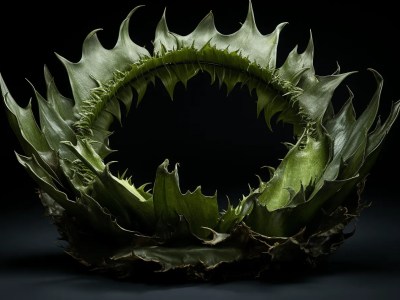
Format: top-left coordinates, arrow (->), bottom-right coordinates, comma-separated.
0,0 -> 399,298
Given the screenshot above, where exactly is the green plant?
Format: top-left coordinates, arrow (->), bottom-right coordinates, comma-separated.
1,2 -> 399,280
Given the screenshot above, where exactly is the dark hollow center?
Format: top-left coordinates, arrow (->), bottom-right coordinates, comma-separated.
108,73 -> 294,203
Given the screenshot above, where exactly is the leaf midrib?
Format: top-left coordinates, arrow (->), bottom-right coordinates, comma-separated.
75,46 -> 301,136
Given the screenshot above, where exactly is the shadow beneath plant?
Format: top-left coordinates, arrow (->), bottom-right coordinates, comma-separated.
0,250 -> 393,286
0,247 -> 398,300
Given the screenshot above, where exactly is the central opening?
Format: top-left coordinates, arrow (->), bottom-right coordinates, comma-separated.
109,72 -> 294,203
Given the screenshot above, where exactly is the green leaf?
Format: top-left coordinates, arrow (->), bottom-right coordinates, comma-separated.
278,34 -> 315,86
16,153 -> 78,214
116,85 -> 134,115
34,87 -> 77,158
44,66 -> 76,123
298,72 -> 354,121
89,166 -> 155,232
1,74 -> 58,173
367,100 -> 400,155
56,7 -> 150,106
258,127 -> 330,211
217,189 -> 257,233
112,245 -> 243,271
153,160 -> 219,239
246,175 -> 359,236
